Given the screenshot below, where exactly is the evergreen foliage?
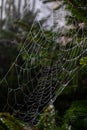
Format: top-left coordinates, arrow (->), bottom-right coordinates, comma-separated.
0,0 -> 87,129
62,100 -> 87,130
64,0 -> 87,23
0,113 -> 29,130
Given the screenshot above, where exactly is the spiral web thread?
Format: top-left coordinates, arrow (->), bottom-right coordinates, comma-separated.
0,2 -> 87,126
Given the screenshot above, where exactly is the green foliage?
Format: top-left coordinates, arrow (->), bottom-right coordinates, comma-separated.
0,29 -> 15,40
64,0 -> 87,85
37,100 -> 87,130
15,19 -> 60,67
37,105 -> 57,130
64,0 -> 87,24
0,1 -> 87,129
80,56 -> 87,77
0,113 -> 29,130
62,100 -> 87,130
64,0 -> 87,42
80,56 -> 87,67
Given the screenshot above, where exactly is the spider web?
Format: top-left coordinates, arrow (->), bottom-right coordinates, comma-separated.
0,2 -> 87,126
